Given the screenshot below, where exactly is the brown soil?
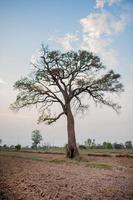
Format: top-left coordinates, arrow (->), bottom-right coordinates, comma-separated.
0,151 -> 133,200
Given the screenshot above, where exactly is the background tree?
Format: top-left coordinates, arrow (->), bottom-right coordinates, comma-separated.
31,129 -> 43,149
102,141 -> 113,149
85,138 -> 92,149
91,139 -> 96,149
125,141 -> 132,149
113,142 -> 124,149
0,139 -> 2,145
15,144 -> 21,151
11,46 -> 123,158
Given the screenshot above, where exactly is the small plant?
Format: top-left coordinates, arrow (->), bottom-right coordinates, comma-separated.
15,144 -> 21,151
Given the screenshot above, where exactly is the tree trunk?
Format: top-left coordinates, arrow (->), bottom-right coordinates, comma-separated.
66,104 -> 79,158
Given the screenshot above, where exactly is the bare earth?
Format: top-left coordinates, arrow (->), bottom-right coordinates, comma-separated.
0,151 -> 133,200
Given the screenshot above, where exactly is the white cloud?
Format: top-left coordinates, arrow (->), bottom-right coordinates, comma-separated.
96,0 -> 120,8
80,11 -> 128,68
96,0 -> 105,8
80,12 -> 127,38
80,12 -> 112,38
0,78 -> 6,85
52,33 -> 79,51
47,2 -> 131,69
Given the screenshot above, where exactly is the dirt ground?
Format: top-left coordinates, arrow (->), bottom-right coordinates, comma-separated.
0,151 -> 133,200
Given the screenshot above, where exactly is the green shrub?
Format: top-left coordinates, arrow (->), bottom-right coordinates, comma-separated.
79,145 -> 86,149
15,144 -> 21,151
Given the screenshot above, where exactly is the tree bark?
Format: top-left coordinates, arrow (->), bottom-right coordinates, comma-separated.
66,104 -> 79,158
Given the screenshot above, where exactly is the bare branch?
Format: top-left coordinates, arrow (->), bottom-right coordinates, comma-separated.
38,111 -> 65,124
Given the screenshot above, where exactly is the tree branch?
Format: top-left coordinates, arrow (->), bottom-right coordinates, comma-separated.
38,111 -> 65,124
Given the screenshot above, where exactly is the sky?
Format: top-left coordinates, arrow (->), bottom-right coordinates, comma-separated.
0,0 -> 133,146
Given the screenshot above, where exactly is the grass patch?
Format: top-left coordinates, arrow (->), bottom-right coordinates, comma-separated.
0,152 -> 65,164
0,152 -> 44,162
86,162 -> 112,170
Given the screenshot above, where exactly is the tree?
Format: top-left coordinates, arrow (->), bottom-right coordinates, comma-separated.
31,130 -> 43,148
11,46 -> 123,158
85,138 -> 92,149
91,139 -> 96,148
0,139 -> 2,145
102,141 -> 113,149
125,141 -> 132,149
15,144 -> 21,151
113,142 -> 124,149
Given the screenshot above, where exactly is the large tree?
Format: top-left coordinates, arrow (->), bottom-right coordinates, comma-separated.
11,46 -> 123,158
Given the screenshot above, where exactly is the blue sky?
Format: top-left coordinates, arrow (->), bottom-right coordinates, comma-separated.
0,0 -> 133,146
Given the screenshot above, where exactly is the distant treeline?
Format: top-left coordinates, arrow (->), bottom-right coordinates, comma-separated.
79,139 -> 133,150
0,139 -> 132,151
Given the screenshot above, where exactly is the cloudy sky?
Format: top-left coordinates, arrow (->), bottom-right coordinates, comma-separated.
0,0 -> 133,146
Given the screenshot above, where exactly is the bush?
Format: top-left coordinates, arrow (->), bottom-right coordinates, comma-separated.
15,144 -> 21,151
125,141 -> 132,149
10,145 -> 15,149
79,145 -> 86,150
102,142 -> 113,149
113,143 -> 124,149
3,144 -> 8,149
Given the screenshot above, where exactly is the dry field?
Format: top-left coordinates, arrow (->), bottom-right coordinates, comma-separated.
0,151 -> 133,200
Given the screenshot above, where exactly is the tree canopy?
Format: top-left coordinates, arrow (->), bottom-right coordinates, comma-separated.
11,46 -> 123,124
31,129 -> 43,148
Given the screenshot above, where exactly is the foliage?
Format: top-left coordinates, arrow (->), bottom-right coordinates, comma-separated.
11,46 -> 123,124
15,144 -> 21,151
3,144 -> 8,148
79,144 -> 87,149
84,138 -> 92,148
10,145 -> 15,149
125,141 -> 132,149
102,142 -> 113,149
113,142 -> 124,149
84,138 -> 96,149
83,138 -> 133,149
31,129 -> 43,148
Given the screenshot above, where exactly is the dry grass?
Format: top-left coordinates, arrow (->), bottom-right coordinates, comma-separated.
86,162 -> 112,170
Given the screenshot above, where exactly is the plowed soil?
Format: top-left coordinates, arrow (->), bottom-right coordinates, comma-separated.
0,151 -> 133,200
